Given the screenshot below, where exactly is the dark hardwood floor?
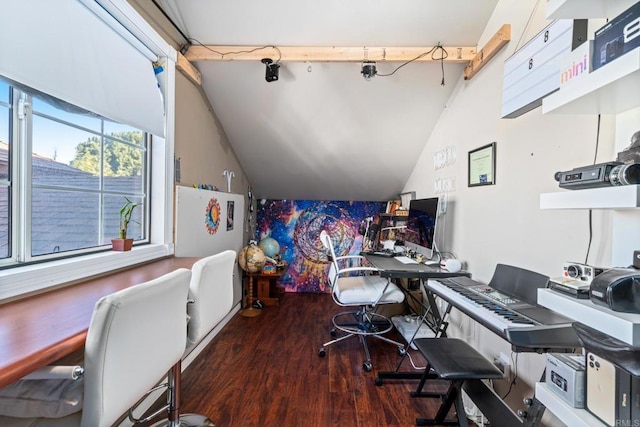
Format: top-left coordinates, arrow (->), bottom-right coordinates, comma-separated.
177,292 -> 462,427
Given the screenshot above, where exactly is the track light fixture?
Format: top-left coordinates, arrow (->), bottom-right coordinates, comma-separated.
262,58 -> 280,82
361,61 -> 377,81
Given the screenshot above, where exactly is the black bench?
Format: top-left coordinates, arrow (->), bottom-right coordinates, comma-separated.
411,338 -> 504,426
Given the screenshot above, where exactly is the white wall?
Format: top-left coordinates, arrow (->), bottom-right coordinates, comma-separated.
404,1 -> 640,424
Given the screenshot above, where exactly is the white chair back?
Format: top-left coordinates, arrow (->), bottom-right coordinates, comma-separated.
187,250 -> 236,348
81,268 -> 191,427
319,231 -> 339,288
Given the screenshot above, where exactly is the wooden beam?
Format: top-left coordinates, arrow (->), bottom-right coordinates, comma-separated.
185,45 -> 477,63
464,24 -> 511,80
177,52 -> 202,86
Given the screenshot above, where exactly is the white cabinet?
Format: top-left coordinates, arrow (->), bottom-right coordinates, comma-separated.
540,185 -> 640,210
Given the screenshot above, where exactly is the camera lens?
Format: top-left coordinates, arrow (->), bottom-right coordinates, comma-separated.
610,163 -> 640,186
567,264 -> 582,278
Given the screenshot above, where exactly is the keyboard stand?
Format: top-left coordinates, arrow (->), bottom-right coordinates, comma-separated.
375,288 -> 452,385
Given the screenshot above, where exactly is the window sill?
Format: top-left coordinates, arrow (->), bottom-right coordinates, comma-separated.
0,243 -> 174,303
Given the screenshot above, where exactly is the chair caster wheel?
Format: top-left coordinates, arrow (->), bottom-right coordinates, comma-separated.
397,346 -> 406,356
363,362 -> 372,372
318,347 -> 326,357
375,378 -> 383,386
330,329 -> 337,337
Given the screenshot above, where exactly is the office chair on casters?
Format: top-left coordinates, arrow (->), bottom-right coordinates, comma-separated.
0,268 -> 192,427
317,230 -> 406,372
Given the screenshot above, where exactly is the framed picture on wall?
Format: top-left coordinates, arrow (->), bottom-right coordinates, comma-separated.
468,142 -> 496,187
227,201 -> 234,231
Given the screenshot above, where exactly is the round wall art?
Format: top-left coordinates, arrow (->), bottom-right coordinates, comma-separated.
205,198 -> 221,235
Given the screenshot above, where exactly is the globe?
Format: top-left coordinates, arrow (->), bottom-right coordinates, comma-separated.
238,242 -> 266,273
259,237 -> 280,258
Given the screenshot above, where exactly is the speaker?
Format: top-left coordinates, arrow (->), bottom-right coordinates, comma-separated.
440,259 -> 462,273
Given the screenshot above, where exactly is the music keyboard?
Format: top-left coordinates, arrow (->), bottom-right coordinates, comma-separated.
426,277 -> 580,350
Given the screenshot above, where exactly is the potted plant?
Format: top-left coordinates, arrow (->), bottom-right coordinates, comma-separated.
111,197 -> 138,251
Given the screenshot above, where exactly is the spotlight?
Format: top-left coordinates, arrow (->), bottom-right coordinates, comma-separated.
262,58 -> 280,82
361,61 -> 377,81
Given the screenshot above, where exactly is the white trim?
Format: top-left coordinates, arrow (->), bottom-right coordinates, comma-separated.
93,0 -> 177,62
78,0 -> 157,62
0,244 -> 174,301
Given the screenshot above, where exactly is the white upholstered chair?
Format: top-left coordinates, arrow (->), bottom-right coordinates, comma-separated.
317,230 -> 406,371
186,250 -> 236,354
167,250 -> 237,427
0,268 -> 191,427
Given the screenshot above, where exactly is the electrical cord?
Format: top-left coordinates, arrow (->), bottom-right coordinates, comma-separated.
150,0 -> 284,63
501,352 -> 519,399
376,44 -> 448,85
150,0 -> 191,53
406,348 -> 426,371
584,114 -> 601,265
187,39 -> 282,63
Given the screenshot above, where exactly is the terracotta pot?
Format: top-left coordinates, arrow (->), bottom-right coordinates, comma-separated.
111,238 -> 134,251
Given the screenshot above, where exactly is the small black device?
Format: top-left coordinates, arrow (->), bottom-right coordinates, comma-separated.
592,1 -> 640,70
590,268 -> 640,313
361,61 -> 377,80
554,161 -> 640,190
262,58 -> 279,82
634,250 -> 640,269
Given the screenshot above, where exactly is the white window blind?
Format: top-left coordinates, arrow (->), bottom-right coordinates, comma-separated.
0,0 -> 166,137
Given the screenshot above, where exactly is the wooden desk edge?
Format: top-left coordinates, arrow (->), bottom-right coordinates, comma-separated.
1,332 -> 87,388
0,256 -> 199,388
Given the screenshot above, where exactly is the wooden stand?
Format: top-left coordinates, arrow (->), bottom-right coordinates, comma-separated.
239,273 -> 262,318
241,270 -> 285,314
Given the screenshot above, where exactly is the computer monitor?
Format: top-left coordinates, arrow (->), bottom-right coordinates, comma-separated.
403,197 -> 439,260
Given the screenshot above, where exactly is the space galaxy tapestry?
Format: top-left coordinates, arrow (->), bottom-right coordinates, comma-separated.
255,200 -> 385,293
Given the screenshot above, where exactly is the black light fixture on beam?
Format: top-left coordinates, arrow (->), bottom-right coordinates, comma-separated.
262,58 -> 280,82
361,61 -> 377,81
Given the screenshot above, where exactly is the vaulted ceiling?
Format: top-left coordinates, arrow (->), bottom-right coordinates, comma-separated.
159,0 -> 500,201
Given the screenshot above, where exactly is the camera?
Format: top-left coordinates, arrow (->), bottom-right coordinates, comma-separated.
554,161 -> 640,190
261,58 -> 280,82
562,262 -> 603,284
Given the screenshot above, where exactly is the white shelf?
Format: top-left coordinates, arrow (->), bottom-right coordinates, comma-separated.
546,0 -> 638,19
538,288 -> 640,345
540,185 -> 640,210
535,383 -> 604,427
542,47 -> 640,115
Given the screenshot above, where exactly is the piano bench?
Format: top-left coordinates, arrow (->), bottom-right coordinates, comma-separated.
411,338 -> 504,426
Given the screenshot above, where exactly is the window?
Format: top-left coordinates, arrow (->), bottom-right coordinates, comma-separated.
0,0 -> 176,300
0,81 -> 10,260
0,78 -> 148,264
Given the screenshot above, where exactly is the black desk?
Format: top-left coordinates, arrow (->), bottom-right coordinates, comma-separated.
362,253 -> 470,383
362,253 -> 469,280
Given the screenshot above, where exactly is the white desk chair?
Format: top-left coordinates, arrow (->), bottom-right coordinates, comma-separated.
0,268 -> 191,427
186,250 -> 236,354
169,250 -> 236,427
317,230 -> 405,371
